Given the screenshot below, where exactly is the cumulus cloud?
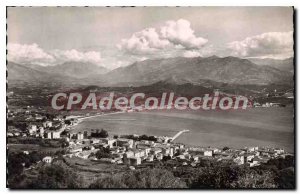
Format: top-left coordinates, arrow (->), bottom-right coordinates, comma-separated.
117,19 -> 208,55
7,43 -> 102,65
227,31 -> 293,58
7,43 -> 55,65
117,28 -> 170,55
161,19 -> 208,49
51,49 -> 101,64
183,50 -> 202,58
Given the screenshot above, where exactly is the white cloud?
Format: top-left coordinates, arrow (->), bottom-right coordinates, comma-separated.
161,19 -> 208,49
183,50 -> 202,58
51,49 -> 102,64
117,19 -> 208,55
227,31 -> 293,58
117,28 -> 170,55
7,43 -> 102,65
7,43 -> 55,65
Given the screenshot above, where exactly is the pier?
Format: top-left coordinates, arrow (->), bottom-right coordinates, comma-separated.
170,129 -> 190,142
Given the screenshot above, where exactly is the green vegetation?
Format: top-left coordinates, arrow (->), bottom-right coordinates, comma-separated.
88,156 -> 294,189
95,147 -> 111,159
7,137 -> 69,148
170,156 -> 295,189
24,162 -> 83,188
122,134 -> 157,142
7,151 -> 44,187
90,129 -> 108,138
89,168 -> 187,188
8,154 -> 294,189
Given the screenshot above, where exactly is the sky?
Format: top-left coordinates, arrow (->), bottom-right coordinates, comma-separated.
7,7 -> 294,69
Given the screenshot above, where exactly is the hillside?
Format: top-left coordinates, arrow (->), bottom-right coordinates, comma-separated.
24,61 -> 108,79
102,56 -> 293,86
249,57 -> 294,73
7,62 -> 54,82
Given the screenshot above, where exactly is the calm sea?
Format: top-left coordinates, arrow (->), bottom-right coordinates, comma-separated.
72,107 -> 294,152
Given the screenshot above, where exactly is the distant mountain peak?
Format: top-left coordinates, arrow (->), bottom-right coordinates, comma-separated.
102,55 -> 293,86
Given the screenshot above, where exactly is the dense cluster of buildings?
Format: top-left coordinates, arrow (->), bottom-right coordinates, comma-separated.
63,131 -> 290,168
7,108 -> 80,139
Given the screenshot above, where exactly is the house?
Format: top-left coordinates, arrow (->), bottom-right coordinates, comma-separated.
28,125 -> 37,135
274,148 -> 285,154
42,156 -> 52,163
46,131 -> 61,139
146,155 -> 154,162
116,160 -> 123,164
199,150 -> 213,157
210,148 -> 221,154
233,155 -> 245,165
143,147 -> 151,156
99,138 -> 116,148
253,156 -> 269,163
35,115 -> 44,120
247,147 -> 259,152
76,132 -> 84,140
249,158 -> 260,167
176,155 -> 186,160
116,138 -> 134,148
136,143 -> 151,150
156,153 -> 163,160
43,121 -> 52,128
150,147 -> 162,155
132,149 -> 146,158
23,151 -> 29,155
91,139 -> 100,144
69,147 -> 83,153
244,153 -> 255,162
124,157 -> 141,166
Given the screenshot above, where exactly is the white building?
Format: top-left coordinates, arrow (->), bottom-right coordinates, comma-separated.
199,150 -> 213,157
43,121 -> 52,128
42,156 -> 52,163
28,125 -> 37,135
76,132 -> 84,140
46,131 -> 62,139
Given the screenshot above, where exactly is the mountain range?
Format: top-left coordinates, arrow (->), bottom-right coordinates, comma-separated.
21,61 -> 109,79
7,56 -> 294,88
248,57 -> 294,73
102,56 -> 293,86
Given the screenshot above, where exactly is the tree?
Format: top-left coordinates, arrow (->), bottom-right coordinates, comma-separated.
222,146 -> 230,151
89,175 -> 127,188
26,162 -> 83,188
91,129 -> 108,138
64,120 -> 71,125
162,155 -> 172,161
277,167 -> 295,189
230,170 -> 276,188
95,147 -> 111,159
98,129 -> 108,138
89,168 -> 187,188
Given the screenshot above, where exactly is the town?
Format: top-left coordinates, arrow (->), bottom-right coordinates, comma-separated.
7,106 -> 292,170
